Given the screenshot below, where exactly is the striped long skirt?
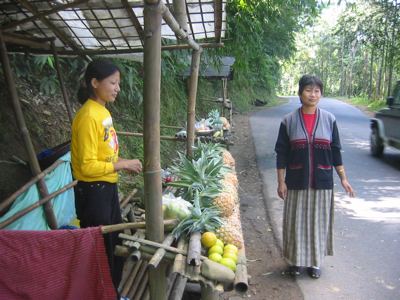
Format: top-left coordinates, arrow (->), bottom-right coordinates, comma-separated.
283,189 -> 334,267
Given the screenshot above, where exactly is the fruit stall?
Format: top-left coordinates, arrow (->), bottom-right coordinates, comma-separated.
0,1 -> 247,299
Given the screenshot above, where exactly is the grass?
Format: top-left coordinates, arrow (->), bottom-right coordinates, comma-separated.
334,95 -> 387,112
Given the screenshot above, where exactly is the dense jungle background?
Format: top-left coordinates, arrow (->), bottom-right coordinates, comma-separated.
1,0 -> 399,201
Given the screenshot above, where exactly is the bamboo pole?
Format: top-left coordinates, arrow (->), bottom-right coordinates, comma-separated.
133,272 -> 149,300
187,231 -> 201,266
1,0 -> 89,30
0,180 -> 77,229
0,31 -> 58,229
101,219 -> 178,234
166,273 -> 178,298
121,260 -> 143,297
0,159 -> 63,213
173,0 -> 188,33
120,188 -> 138,208
169,275 -> 188,300
169,238 -> 189,300
51,41 -> 73,123
143,288 -> 150,300
8,42 -> 224,56
127,261 -> 148,299
119,233 -> 208,260
160,2 -> 200,51
117,131 -> 184,141
186,49 -> 202,157
234,247 -> 249,293
143,1 -> 166,298
139,245 -> 177,261
148,233 -> 175,269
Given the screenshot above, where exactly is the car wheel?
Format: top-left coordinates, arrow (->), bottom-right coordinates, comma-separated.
370,127 -> 384,157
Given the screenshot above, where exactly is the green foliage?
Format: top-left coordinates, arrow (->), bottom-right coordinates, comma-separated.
282,1 -> 400,100
216,0 -> 320,108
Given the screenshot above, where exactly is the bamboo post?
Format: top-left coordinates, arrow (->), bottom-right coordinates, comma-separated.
187,231 -> 201,266
186,49 -> 202,157
51,41 -> 73,123
148,233 -> 175,269
0,180 -> 76,229
143,1 -> 166,299
0,31 -> 58,229
234,247 -> 249,293
0,159 -> 63,213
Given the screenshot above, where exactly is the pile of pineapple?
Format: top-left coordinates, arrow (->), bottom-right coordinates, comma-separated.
167,142 -> 244,250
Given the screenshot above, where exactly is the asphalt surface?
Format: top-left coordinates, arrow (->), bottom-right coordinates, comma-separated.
250,97 -> 400,300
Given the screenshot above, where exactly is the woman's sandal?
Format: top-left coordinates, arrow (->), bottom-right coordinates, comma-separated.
284,266 -> 302,276
307,267 -> 321,279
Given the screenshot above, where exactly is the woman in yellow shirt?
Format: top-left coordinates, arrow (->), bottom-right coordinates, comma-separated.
71,60 -> 142,294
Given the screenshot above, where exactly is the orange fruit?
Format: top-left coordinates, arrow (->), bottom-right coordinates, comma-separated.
224,244 -> 238,254
208,253 -> 222,263
223,251 -> 238,263
208,245 -> 223,255
201,232 -> 217,248
219,257 -> 236,271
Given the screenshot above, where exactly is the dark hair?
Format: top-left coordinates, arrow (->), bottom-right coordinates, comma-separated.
77,60 -> 120,104
298,74 -> 323,95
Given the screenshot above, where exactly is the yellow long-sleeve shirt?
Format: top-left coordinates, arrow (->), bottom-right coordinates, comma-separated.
71,99 -> 119,183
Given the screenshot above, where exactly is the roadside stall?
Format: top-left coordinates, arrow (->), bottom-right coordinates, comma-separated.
0,1 -> 247,299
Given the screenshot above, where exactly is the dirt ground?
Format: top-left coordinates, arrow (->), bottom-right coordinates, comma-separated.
222,111 -> 303,300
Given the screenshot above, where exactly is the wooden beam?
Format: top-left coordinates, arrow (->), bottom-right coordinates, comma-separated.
16,0 -> 81,51
214,0 -> 223,43
1,0 -> 89,30
121,0 -> 144,47
1,32 -> 53,49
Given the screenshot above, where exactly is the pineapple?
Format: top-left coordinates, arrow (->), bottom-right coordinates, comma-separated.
222,172 -> 238,188
222,150 -> 235,168
213,190 -> 236,217
216,207 -> 244,249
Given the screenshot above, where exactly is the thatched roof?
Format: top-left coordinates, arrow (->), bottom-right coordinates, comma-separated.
0,0 -> 227,55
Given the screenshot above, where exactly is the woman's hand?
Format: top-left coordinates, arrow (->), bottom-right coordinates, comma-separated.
123,159 -> 142,173
277,182 -> 288,200
341,178 -> 355,197
114,158 -> 142,173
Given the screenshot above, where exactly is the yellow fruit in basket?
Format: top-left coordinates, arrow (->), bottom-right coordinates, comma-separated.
223,251 -> 238,263
220,257 -> 236,271
215,239 -> 224,248
208,245 -> 223,255
224,244 -> 239,254
208,253 -> 222,263
201,232 -> 217,248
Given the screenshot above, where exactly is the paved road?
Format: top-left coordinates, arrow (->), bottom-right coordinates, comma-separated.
250,97 -> 400,300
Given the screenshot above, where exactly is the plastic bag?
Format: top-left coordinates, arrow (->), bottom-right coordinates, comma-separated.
162,193 -> 192,220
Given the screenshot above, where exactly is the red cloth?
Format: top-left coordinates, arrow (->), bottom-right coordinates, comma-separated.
0,227 -> 116,300
302,111 -> 316,138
